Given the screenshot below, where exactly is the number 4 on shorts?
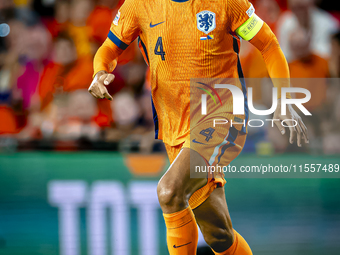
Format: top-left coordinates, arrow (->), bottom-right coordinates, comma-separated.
200,128 -> 215,142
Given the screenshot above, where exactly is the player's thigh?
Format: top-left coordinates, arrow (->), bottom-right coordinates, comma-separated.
157,148 -> 208,204
193,186 -> 234,248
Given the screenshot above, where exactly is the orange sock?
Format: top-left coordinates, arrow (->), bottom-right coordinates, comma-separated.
212,229 -> 252,255
163,207 -> 198,255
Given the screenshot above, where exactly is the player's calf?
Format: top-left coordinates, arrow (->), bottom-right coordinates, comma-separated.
203,226 -> 234,253
194,187 -> 251,254
194,187 -> 234,253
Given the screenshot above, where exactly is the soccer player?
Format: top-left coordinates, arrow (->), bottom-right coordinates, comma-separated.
89,0 -> 309,254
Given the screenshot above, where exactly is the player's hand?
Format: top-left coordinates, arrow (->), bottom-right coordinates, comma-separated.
273,99 -> 309,147
88,70 -> 115,100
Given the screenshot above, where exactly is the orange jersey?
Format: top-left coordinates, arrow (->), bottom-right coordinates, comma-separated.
107,0 -> 257,146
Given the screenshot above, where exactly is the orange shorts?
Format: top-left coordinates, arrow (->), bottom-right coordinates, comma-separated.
164,121 -> 247,209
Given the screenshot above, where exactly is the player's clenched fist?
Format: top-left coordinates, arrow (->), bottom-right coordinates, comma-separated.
88,70 -> 115,100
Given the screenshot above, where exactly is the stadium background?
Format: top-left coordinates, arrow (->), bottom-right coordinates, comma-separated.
1,0 -> 340,254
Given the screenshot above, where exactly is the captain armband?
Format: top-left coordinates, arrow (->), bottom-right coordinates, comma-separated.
236,14 -> 264,41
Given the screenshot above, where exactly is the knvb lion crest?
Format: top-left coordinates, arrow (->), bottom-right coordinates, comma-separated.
196,11 -> 216,34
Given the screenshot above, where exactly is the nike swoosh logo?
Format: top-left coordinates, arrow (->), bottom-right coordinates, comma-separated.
150,21 -> 165,28
173,242 -> 192,248
192,139 -> 205,145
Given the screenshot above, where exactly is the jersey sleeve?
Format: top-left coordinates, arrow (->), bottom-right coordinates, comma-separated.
228,0 -> 264,41
108,0 -> 141,50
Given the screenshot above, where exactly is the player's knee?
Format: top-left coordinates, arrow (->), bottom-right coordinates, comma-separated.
205,227 -> 234,252
157,181 -> 186,210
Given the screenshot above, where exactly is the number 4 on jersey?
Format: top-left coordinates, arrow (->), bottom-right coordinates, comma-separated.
154,37 -> 165,61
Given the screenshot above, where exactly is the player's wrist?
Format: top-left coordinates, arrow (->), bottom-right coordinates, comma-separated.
94,70 -> 108,79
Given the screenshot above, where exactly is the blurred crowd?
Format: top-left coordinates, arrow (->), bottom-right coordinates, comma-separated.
0,0 -> 156,152
0,0 -> 339,154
